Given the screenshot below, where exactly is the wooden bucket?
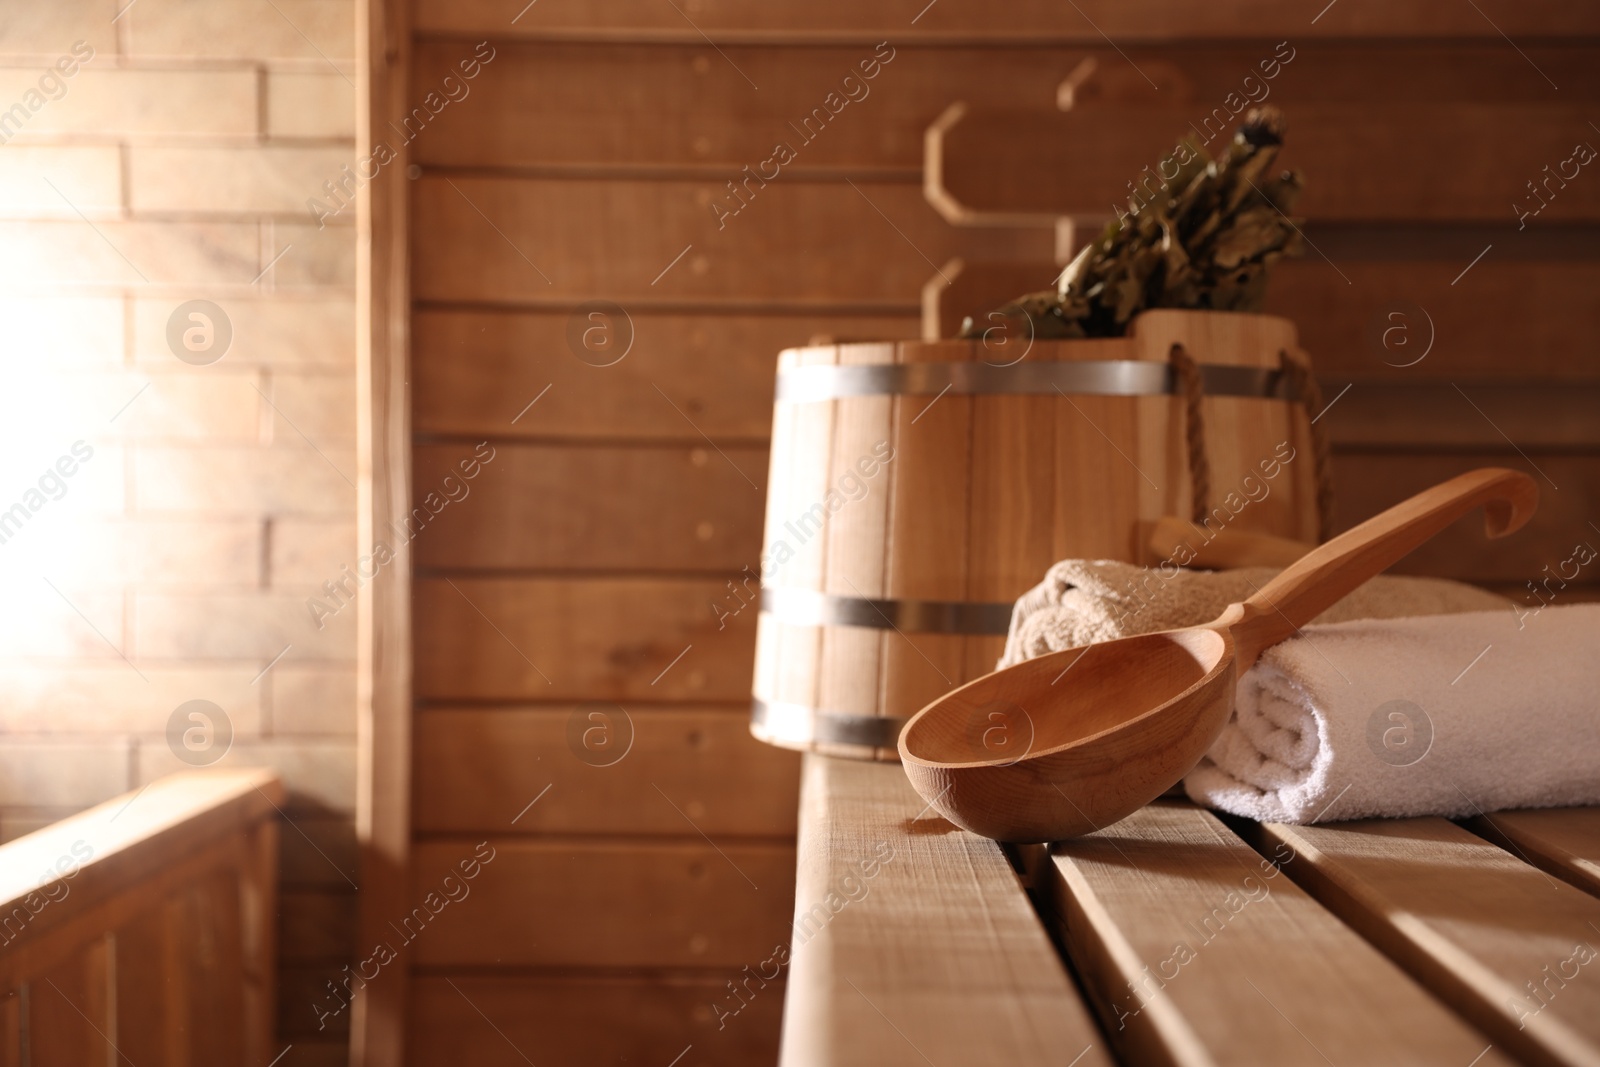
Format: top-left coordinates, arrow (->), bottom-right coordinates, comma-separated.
749,309 -> 1330,761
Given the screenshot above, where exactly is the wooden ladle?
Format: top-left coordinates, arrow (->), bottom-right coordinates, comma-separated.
898,467 -> 1538,842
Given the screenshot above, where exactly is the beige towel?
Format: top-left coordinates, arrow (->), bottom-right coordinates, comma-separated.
999,559 -> 1508,669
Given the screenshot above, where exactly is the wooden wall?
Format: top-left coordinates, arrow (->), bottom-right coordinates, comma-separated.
0,4 -> 359,1065
400,2 -> 1600,1064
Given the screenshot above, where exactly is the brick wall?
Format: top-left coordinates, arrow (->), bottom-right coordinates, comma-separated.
0,2 -> 357,1062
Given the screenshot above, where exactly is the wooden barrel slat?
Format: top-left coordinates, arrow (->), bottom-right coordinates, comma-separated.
817,344 -> 893,734
752,309 -> 1323,760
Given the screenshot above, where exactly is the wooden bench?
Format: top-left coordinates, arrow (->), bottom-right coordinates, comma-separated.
782,755 -> 1600,1066
0,769 -> 282,1065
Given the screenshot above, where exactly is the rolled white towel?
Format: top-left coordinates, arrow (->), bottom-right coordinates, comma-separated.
1184,603 -> 1600,823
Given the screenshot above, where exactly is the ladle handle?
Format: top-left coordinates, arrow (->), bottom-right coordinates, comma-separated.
1226,467 -> 1538,667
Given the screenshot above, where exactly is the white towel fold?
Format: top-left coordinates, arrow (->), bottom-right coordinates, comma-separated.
1184,603 -> 1600,823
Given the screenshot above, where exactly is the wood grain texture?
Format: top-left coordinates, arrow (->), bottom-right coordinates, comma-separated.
1268,261 -> 1600,384
280,889 -> 360,963
0,771 -> 280,1067
1324,384 -> 1600,450
929,259 -> 1600,384
780,756 -> 1110,1067
1258,817 -> 1600,1067
413,577 -> 756,701
1467,809 -> 1600,900
407,839 -> 794,968
412,443 -> 767,572
354,0 -> 415,1063
757,312 -> 1320,759
416,0 -> 1600,40
412,309 -> 916,441
411,43 -> 1600,170
410,176 -> 1049,308
413,707 -> 800,836
902,467 -> 1535,842
935,103 -> 1600,222
408,973 -> 783,1067
1043,802 -> 1513,1066
1332,453 -> 1600,584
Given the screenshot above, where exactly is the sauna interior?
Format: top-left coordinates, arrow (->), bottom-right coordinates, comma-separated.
1,1 -> 1598,1065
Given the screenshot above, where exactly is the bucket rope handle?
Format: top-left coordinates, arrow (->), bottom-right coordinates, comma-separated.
1168,342 -> 1334,543
1168,343 -> 1212,524
1279,346 -> 1335,543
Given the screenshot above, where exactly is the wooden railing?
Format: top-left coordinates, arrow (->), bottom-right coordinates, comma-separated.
0,769 -> 282,1066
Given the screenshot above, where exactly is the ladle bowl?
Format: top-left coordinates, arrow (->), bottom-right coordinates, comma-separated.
899,468 -> 1538,842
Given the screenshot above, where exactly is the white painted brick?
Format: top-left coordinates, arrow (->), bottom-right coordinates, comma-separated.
132,296 -> 355,369
129,145 -> 353,214
0,578 -> 123,658
267,373 -> 354,443
265,220 -> 356,288
0,145 -> 121,216
0,741 -> 131,808
271,664 -> 355,737
0,442 -> 126,529
0,662 -> 264,735
0,371 -> 262,446
267,72 -> 355,139
122,371 -> 265,441
126,0 -> 354,64
134,588 -> 356,659
0,2 -> 114,54
133,443 -> 355,514
15,517 -> 262,586
0,296 -> 123,368
0,68 -> 256,137
135,737 -> 356,813
271,518 -> 353,585
0,219 -> 259,288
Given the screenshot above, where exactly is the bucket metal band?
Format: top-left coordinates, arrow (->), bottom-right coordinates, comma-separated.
751,697 -> 906,749
760,586 -> 1013,635
775,360 -> 1287,403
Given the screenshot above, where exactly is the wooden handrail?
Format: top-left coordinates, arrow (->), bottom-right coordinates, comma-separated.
0,769 -> 282,1065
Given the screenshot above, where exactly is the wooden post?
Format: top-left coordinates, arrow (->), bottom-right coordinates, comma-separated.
352,0 -> 414,1063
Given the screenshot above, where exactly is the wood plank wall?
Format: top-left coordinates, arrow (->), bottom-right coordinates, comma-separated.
401,3 -> 1600,1063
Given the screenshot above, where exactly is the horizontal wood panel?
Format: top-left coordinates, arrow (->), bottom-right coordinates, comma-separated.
411,176 -> 1048,307
417,0 -> 1600,40
1267,260 -> 1600,383
408,839 -> 794,967
931,259 -> 1600,383
1257,818 -> 1600,1067
939,104 -> 1600,222
409,973 -> 783,1067
413,309 -> 915,440
413,577 -> 756,701
414,43 -> 1600,170
1326,384 -> 1600,450
413,443 -> 767,571
1331,453 -> 1600,584
1045,802 -> 1513,1066
413,707 -> 799,836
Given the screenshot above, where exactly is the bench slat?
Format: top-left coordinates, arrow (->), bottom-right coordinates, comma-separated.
1043,801 -> 1510,1066
1467,809 -> 1600,901
780,756 -> 1109,1067
1257,816 -> 1600,1067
